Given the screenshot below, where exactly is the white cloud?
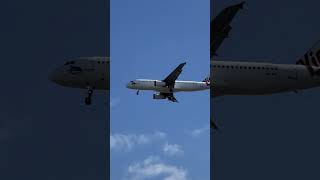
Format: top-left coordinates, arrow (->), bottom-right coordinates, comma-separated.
127,156 -> 189,180
110,131 -> 167,151
163,142 -> 184,156
190,125 -> 209,137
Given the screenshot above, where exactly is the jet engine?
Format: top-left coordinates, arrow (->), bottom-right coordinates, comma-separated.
153,93 -> 166,99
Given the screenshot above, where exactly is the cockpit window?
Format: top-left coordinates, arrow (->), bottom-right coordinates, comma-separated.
67,66 -> 83,74
130,81 -> 136,85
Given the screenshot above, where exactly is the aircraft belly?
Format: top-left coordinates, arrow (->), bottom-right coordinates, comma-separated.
213,70 -> 285,95
174,83 -> 206,92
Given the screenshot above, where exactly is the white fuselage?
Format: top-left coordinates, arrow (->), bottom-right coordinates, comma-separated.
127,79 -> 209,93
211,60 -> 320,97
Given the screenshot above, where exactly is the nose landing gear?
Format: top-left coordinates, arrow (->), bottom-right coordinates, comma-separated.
85,86 -> 93,105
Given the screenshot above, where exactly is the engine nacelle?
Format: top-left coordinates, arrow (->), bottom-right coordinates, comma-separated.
153,93 -> 166,99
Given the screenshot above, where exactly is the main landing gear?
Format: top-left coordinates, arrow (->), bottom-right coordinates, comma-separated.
85,86 -> 93,105
168,96 -> 178,103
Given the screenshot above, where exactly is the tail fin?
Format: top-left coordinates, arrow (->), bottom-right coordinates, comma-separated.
296,40 -> 320,76
202,75 -> 210,85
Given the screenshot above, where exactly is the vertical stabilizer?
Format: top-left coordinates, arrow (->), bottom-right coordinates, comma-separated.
296,40 -> 320,76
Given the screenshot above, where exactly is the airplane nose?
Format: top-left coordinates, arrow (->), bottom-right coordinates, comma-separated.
126,81 -> 135,89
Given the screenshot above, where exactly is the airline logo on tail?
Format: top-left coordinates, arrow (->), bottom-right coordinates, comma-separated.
202,77 -> 210,85
296,41 -> 320,76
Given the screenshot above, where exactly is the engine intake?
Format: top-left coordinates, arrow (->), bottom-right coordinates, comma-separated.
153,93 -> 166,99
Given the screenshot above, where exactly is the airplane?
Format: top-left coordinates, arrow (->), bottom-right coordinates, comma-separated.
126,62 -> 210,102
211,1 -> 320,129
49,56 -> 109,105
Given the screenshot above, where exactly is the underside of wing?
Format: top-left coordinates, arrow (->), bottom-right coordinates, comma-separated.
211,1 -> 245,58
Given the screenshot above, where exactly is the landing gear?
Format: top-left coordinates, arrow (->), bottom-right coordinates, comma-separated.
85,86 -> 93,105
168,96 -> 178,103
136,90 -> 140,95
85,97 -> 91,105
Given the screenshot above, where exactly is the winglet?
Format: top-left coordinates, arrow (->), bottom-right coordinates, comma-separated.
237,1 -> 246,9
177,62 -> 187,69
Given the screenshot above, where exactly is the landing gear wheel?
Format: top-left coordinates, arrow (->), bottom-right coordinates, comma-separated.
85,97 -> 91,105
85,85 -> 94,105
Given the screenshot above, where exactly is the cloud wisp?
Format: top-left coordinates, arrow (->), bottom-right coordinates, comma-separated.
110,131 -> 167,152
190,125 -> 209,138
163,142 -> 184,157
126,156 -> 188,180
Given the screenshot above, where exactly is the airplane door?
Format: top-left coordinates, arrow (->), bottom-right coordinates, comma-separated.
95,60 -> 109,89
283,68 -> 298,92
82,60 -> 96,86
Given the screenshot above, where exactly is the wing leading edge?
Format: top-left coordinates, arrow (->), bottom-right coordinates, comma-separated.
163,62 -> 186,89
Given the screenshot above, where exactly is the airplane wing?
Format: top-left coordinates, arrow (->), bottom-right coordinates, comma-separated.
163,62 -> 186,89
211,1 -> 245,58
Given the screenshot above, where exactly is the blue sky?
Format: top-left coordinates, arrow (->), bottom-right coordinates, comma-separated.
111,0 -> 209,179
